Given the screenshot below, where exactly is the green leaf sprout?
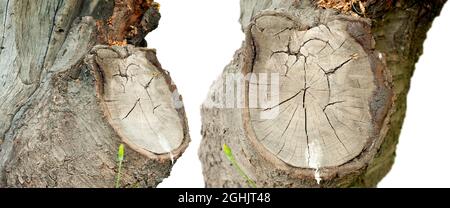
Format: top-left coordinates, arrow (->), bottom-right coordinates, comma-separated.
223,144 -> 257,188
115,144 -> 125,188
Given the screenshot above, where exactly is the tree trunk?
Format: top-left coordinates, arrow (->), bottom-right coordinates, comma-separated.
0,0 -> 190,188
199,0 -> 446,188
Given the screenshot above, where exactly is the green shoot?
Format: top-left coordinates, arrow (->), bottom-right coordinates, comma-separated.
115,144 -> 125,188
223,144 -> 257,188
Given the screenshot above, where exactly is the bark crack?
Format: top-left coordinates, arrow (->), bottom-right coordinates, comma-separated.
0,0 -> 10,55
0,1 -> 63,183
41,0 -> 63,72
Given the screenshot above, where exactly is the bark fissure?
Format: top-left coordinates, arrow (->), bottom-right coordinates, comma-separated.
0,0 -> 10,54
4,1 -> 65,142
2,0 -> 63,155
0,0 -> 190,187
42,0 -> 62,68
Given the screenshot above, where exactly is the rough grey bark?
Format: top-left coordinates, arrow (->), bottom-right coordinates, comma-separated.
0,0 -> 189,188
199,0 -> 446,187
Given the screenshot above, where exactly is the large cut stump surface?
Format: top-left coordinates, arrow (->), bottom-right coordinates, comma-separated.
245,14 -> 380,168
91,46 -> 185,156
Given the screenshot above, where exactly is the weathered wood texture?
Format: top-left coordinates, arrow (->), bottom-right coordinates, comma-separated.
0,0 -> 189,187
200,0 -> 446,187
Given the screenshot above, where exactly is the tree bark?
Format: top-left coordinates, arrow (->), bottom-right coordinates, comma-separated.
0,0 -> 190,188
199,0 -> 446,188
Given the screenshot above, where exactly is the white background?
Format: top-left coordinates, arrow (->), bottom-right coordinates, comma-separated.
146,0 -> 450,188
